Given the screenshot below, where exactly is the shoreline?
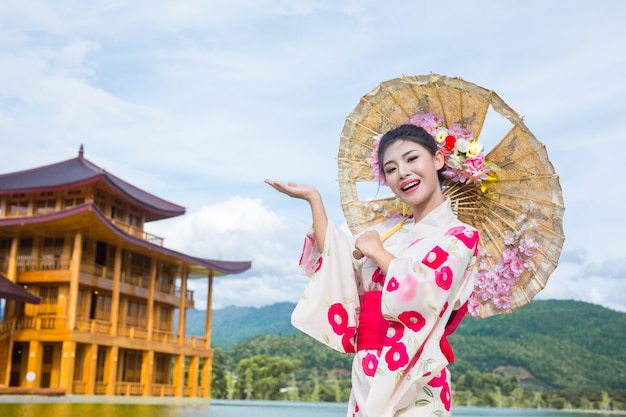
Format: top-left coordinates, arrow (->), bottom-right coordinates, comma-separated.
0,394 -> 211,405
0,397 -> 624,414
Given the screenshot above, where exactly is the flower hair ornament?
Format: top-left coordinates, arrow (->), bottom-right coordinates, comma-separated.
338,74 -> 564,318
370,111 -> 497,188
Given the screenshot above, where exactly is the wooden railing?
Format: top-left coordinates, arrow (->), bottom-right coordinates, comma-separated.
152,384 -> 176,397
15,315 -> 66,331
117,326 -> 148,340
95,382 -> 107,395
111,219 -> 164,247
15,257 -> 71,272
72,381 -> 87,394
152,329 -> 178,344
0,318 -> 15,337
75,318 -> 112,334
115,382 -> 144,396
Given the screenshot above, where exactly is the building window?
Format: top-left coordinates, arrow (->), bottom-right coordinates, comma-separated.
90,291 -> 112,321
120,350 -> 143,383
111,199 -> 125,222
35,199 -> 56,214
8,196 -> 29,216
126,300 -> 147,329
64,197 -> 85,209
42,237 -> 64,269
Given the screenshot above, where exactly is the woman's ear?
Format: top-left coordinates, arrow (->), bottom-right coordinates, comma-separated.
434,149 -> 445,170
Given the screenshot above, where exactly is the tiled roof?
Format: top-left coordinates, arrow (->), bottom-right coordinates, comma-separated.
0,147 -> 185,221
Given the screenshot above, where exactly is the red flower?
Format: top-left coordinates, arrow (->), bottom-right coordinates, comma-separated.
385,342 -> 409,371
328,303 -> 349,335
342,326 -> 357,353
422,246 -> 449,269
455,230 -> 479,249
384,321 -> 404,345
386,277 -> 399,292
445,135 -> 456,152
398,310 -> 426,332
435,266 -> 453,290
362,353 -> 378,377
371,267 -> 386,286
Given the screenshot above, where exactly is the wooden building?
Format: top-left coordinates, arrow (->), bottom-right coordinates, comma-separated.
0,146 -> 251,397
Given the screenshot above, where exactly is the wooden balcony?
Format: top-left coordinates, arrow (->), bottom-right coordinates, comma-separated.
111,219 -> 164,247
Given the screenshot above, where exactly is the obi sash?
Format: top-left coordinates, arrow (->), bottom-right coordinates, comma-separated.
356,291 -> 389,351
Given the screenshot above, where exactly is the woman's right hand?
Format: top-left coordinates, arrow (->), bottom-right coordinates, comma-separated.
264,179 -> 319,203
265,179 -> 328,251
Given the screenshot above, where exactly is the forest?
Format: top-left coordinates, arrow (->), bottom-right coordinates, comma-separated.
200,299 -> 626,411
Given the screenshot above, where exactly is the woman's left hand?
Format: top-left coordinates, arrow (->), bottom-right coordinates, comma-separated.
355,231 -> 395,273
355,231 -> 384,259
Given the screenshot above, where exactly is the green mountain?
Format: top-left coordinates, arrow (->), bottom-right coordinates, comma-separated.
192,299 -> 626,391
185,302 -> 297,348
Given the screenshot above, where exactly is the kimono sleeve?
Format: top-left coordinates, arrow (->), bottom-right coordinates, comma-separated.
291,221 -> 362,353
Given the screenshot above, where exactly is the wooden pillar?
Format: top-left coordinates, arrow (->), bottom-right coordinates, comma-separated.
25,341 -> 42,388
173,354 -> 185,397
205,272 -> 214,348
201,355 -> 212,398
2,339 -> 14,386
141,350 -> 154,396
188,356 -> 199,397
105,346 -> 119,395
110,246 -> 122,336
147,259 -> 156,340
7,237 -> 19,282
85,343 -> 98,395
58,341 -> 76,393
5,238 -> 20,319
67,232 -> 83,331
177,265 -> 188,346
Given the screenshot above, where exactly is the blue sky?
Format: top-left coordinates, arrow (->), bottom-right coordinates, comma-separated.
1,1 -> 625,313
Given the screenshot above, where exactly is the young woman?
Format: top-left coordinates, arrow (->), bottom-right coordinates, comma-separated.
265,124 -> 479,417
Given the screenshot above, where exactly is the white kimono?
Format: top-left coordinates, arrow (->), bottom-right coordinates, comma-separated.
292,198 -> 479,417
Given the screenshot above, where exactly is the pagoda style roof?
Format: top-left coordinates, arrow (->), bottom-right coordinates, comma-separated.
0,271 -> 41,304
0,202 -> 251,278
0,146 -> 185,222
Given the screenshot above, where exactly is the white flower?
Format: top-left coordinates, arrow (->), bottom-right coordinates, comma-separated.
466,141 -> 484,158
446,153 -> 463,169
434,127 -> 448,145
455,138 -> 470,153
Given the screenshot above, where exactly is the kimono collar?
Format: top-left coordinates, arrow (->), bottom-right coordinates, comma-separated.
408,197 -> 456,236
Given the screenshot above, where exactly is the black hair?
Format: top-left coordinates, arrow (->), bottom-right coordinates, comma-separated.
378,124 -> 446,183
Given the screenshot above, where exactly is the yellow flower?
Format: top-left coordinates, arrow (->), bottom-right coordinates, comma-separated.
466,141 -> 484,158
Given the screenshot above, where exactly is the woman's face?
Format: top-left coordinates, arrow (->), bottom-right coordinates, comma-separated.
381,139 -> 445,220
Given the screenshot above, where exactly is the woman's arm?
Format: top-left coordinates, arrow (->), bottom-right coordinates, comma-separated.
264,179 -> 329,252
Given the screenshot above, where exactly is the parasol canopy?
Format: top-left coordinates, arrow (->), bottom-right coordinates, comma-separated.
338,73 -> 565,318
0,271 -> 41,304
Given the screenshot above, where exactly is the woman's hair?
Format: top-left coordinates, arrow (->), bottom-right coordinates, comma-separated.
378,124 -> 446,183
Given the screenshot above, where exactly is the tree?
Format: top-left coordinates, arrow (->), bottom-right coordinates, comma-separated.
234,355 -> 299,400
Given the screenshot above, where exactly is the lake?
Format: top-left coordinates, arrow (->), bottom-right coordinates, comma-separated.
0,400 -> 621,417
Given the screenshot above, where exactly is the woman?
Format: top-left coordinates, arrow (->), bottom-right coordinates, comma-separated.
265,124 -> 479,417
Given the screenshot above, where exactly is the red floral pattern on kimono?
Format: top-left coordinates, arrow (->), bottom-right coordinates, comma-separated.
292,198 -> 478,417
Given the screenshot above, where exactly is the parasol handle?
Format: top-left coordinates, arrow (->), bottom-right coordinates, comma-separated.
352,218 -> 408,260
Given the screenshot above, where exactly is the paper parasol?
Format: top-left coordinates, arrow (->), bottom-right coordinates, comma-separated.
338,73 -> 565,318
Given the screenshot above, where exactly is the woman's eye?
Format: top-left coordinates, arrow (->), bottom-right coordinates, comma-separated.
408,156 -> 418,163
385,167 -> 396,174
